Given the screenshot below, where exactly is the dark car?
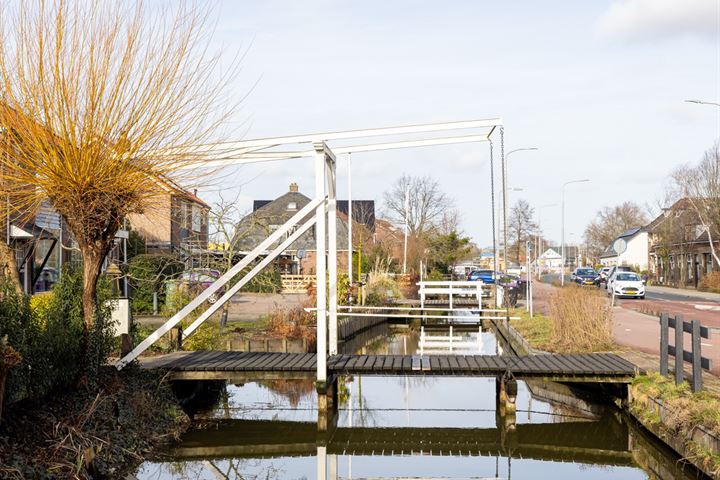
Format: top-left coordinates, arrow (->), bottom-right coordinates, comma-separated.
572,267 -> 599,286
467,269 -> 496,284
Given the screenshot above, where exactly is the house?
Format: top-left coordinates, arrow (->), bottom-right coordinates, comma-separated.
233,183 -> 351,274
599,227 -> 649,271
128,181 -> 210,255
646,198 -> 718,288
536,246 -> 578,271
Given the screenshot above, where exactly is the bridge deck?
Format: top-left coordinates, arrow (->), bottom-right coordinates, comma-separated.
142,351 -> 638,382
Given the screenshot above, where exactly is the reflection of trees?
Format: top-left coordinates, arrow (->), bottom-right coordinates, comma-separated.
260,379 -> 314,408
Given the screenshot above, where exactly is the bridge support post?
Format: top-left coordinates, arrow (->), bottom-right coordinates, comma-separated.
496,375 -> 517,417
317,375 -> 338,432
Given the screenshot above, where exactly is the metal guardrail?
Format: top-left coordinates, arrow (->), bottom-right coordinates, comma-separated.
660,312 -> 712,392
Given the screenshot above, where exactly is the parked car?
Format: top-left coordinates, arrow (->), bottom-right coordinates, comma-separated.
598,267 -> 612,282
572,267 -> 599,286
598,265 -> 632,287
179,269 -> 224,303
606,271 -> 645,299
467,269 -> 496,284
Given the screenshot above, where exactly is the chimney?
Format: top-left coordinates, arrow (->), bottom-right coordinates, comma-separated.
289,182 -> 299,193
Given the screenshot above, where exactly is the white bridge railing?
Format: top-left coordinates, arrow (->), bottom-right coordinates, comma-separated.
417,280 -> 486,309
419,325 -> 484,354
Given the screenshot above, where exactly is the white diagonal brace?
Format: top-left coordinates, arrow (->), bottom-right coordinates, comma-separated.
115,197 -> 323,369
182,215 -> 317,338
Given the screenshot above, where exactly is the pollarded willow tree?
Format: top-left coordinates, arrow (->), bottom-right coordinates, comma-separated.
0,1 -> 237,327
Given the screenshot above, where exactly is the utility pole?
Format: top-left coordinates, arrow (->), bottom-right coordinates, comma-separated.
561,179 -> 589,286
403,185 -> 409,274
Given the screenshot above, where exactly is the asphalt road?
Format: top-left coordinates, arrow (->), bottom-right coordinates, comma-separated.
644,287 -> 720,303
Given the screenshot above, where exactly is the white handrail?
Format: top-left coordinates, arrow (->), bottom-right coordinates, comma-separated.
183,216 -> 316,338
115,197 -> 323,369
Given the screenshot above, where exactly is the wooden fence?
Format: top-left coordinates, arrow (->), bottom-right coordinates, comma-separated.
660,313 -> 712,392
280,274 -> 314,293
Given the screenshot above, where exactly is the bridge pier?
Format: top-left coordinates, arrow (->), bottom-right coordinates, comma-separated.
496,375 -> 518,417
317,375 -> 339,432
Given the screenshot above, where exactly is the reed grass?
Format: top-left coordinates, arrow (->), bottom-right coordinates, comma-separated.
547,285 -> 614,352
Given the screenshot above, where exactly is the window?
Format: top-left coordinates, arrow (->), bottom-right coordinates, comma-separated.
192,205 -> 202,232
287,202 -> 297,211
180,202 -> 190,229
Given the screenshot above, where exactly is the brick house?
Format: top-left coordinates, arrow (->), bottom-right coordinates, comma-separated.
647,198 -> 718,288
128,181 -> 210,255
234,183 -> 367,275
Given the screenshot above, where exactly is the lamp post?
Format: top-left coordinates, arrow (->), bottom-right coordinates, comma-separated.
536,203 -> 558,280
503,147 -> 537,272
561,179 -> 590,286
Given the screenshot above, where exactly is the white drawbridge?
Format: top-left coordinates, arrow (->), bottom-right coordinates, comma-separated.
115,118 -> 506,384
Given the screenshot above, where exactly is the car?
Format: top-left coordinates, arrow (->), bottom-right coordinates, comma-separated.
606,271 -> 645,299
179,269 -> 225,303
34,267 -> 59,292
572,267 -> 599,286
598,267 -> 612,281
467,269 -> 496,284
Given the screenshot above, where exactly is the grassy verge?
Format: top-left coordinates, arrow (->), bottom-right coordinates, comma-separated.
631,372 -> 720,477
0,367 -> 189,479
509,309 -> 553,351
510,284 -> 615,353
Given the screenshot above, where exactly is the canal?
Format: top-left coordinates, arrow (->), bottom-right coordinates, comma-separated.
136,320 -> 707,479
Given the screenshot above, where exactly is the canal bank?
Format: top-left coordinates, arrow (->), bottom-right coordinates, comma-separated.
493,314 -> 719,479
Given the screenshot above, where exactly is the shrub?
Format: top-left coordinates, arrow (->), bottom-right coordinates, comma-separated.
547,285 -> 614,352
128,254 -> 183,314
0,267 -> 115,406
266,299 -> 316,347
699,271 -> 720,292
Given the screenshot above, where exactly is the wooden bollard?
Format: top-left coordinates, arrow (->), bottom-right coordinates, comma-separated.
169,326 -> 183,351
120,333 -> 133,357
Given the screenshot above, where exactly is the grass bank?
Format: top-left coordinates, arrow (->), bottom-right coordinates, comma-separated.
631,373 -> 720,478
0,366 -> 189,479
511,285 -> 615,353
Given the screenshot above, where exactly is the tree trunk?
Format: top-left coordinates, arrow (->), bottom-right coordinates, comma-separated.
0,240 -> 22,296
81,246 -> 106,328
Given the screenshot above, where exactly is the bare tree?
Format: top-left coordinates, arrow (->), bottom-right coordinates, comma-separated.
583,202 -> 649,262
383,175 -> 454,236
508,199 -> 536,264
672,142 -> 720,265
0,1 -> 237,326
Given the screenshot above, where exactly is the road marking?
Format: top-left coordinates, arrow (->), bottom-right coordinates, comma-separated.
625,329 -> 632,332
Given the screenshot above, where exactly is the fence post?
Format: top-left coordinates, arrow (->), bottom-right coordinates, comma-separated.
675,314 -> 684,385
660,313 -> 669,376
691,319 -> 703,392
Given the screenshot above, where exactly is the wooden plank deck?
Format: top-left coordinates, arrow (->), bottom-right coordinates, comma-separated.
142,351 -> 639,382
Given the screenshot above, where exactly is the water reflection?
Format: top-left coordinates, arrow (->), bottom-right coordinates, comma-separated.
136,325 -> 706,480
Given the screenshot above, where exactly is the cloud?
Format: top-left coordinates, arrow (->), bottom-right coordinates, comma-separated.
596,0 -> 718,42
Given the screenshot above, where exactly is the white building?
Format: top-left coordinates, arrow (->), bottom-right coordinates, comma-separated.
537,246 -> 578,271
599,227 -> 649,271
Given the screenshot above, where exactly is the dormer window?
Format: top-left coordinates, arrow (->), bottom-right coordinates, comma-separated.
287,202 -> 297,211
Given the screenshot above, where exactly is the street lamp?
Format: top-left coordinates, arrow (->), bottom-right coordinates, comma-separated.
685,99 -> 720,107
536,203 -> 558,280
502,147 -> 538,272
561,179 -> 590,286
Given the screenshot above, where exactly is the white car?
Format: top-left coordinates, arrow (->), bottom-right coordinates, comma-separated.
606,271 -> 645,299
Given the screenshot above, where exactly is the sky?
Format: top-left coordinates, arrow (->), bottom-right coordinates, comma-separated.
194,0 -> 720,248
